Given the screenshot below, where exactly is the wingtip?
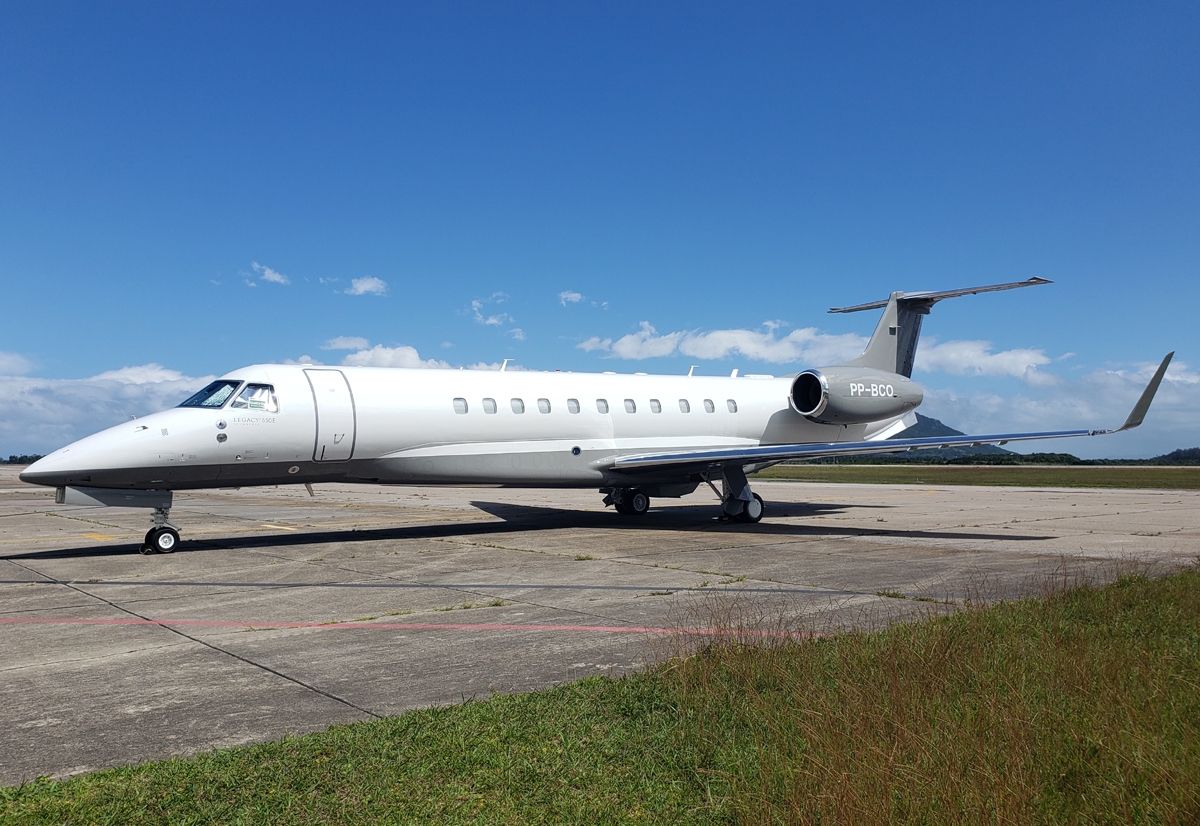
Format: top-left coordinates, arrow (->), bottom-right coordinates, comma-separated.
1117,351 -> 1174,432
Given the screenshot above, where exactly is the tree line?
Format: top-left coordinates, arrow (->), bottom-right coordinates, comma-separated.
3,455 -> 45,465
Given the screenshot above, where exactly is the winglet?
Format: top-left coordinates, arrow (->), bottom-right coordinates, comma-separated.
1114,352 -> 1174,432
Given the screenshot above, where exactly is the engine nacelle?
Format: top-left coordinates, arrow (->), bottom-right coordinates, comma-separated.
790,368 -> 923,425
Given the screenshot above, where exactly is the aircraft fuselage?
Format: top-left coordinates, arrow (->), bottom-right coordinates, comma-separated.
20,364 -> 918,492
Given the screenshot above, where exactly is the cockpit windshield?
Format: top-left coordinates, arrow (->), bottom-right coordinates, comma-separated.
179,380 -> 242,409
231,383 -> 279,413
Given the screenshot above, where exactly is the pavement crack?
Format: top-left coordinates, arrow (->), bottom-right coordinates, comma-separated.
4,558 -> 382,721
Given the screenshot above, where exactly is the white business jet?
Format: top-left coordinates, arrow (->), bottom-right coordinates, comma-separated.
20,278 -> 1172,554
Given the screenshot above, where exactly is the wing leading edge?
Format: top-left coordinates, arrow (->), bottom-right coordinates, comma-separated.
611,352 -> 1174,475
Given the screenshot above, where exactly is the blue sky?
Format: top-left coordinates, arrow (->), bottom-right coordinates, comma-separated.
1,2 -> 1197,458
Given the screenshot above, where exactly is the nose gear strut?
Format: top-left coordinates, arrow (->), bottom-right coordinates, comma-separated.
141,506 -> 181,554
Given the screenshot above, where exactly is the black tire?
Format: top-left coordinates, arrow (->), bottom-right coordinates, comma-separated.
614,498 -> 633,515
628,490 -> 650,515
738,493 -> 764,524
149,527 -> 180,553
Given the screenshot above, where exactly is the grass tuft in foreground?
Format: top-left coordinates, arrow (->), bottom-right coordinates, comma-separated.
1,675 -> 715,825
668,569 -> 1200,823
4,571 -> 1199,824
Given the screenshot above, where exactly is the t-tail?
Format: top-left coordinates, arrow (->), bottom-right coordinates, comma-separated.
830,276 -> 1053,377
786,277 -> 1053,427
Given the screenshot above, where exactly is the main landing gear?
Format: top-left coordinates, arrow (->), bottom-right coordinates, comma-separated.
141,506 -> 181,554
602,464 -> 766,524
603,487 -> 650,515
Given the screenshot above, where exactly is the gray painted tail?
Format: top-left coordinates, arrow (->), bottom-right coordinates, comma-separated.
838,292 -> 931,377
830,277 -> 1052,378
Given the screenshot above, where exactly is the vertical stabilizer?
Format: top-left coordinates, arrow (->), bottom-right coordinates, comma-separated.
838,292 -> 933,377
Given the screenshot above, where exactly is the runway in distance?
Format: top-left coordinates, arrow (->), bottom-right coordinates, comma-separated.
21,278 -> 1173,554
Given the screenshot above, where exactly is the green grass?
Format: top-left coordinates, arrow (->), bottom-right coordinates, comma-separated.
2,677 -> 718,825
755,463 -> 1200,489
668,571 -> 1200,823
6,572 -> 1200,824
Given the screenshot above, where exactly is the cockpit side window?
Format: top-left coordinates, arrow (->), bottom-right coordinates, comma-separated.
231,384 -> 279,413
179,380 -> 242,409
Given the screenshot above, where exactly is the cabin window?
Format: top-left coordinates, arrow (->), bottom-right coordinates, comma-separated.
511,398 -> 525,414
452,398 -> 468,414
483,398 -> 498,414
650,399 -> 662,413
679,399 -> 690,413
230,383 -> 279,413
538,398 -> 551,414
704,399 -> 715,413
624,399 -> 636,413
567,398 -> 581,414
179,380 -> 241,409
727,399 -> 738,413
596,399 -> 609,414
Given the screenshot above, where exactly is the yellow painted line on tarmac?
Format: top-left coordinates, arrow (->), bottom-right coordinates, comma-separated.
262,524 -> 299,531
83,533 -> 115,541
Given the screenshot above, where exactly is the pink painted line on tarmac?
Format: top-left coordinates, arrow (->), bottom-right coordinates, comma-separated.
0,616 -> 797,637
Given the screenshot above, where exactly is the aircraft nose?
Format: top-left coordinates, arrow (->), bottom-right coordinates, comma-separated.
19,451 -> 72,487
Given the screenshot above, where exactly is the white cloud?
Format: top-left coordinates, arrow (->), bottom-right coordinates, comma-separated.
467,293 -> 525,341
0,366 -> 212,455
471,298 -> 512,326
252,261 -> 290,285
339,345 -> 452,369
322,336 -> 371,351
678,327 -> 866,365
334,341 -> 523,372
282,355 -> 324,365
576,323 -> 1084,388
559,290 -> 583,306
345,276 -> 388,296
916,340 -> 1056,385
465,361 -> 527,371
1114,357 -> 1199,385
91,364 -> 188,384
0,351 -> 34,376
581,321 -> 868,364
611,322 -> 685,360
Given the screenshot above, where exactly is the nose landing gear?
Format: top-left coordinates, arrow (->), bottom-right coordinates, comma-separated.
140,506 -> 181,554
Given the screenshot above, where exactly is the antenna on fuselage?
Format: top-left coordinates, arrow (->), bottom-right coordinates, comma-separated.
688,365 -> 697,377
500,358 -> 512,372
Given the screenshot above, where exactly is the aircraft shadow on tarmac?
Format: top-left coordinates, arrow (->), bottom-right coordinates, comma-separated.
1,499 -> 1054,560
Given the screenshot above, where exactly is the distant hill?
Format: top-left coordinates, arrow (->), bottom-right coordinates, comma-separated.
888,413 -> 1014,455
1148,447 -> 1200,465
808,414 -> 1014,464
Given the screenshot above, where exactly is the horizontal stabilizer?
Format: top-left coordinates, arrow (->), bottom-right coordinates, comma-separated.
833,277 -> 1052,378
829,277 -> 1052,314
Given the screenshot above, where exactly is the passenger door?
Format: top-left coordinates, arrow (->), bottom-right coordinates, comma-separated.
305,369 -> 356,462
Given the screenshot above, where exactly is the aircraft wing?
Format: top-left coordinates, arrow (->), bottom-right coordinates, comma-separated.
610,352 -> 1174,474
